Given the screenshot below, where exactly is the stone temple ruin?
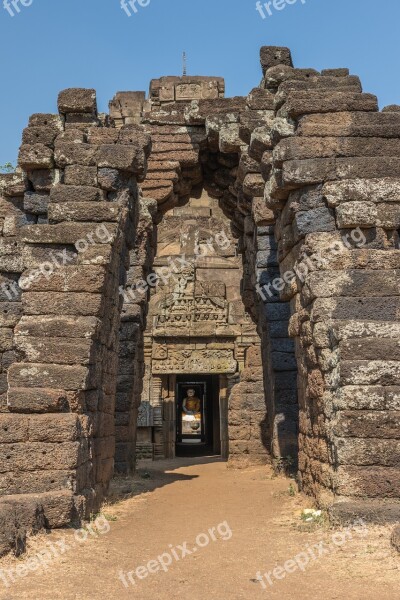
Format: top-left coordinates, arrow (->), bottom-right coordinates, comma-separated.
0,46 -> 400,555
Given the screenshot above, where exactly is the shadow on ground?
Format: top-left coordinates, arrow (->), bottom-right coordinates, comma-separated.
107,456 -> 223,504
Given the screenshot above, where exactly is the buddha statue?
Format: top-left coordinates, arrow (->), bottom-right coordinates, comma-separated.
182,388 -> 201,416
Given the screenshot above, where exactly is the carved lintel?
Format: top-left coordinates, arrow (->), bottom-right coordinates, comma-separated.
152,348 -> 237,374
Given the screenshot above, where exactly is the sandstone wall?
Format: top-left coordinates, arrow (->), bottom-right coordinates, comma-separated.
260,48 -> 400,517
0,89 -> 151,555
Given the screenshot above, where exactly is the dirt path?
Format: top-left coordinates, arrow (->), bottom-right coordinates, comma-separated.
0,458 -> 398,599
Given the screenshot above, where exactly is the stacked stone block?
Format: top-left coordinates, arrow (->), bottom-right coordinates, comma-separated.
0,89 -> 151,554
115,196 -> 156,472
262,48 -> 400,517
228,346 -> 268,463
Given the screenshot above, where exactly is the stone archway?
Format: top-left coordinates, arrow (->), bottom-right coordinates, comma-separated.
1,45 -> 400,555
111,75 -> 299,471
136,186 -> 263,463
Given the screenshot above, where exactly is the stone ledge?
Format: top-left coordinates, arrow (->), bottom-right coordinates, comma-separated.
329,499 -> 400,525
0,490 -> 74,558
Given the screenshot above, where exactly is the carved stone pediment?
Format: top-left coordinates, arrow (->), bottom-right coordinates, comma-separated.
154,265 -> 230,331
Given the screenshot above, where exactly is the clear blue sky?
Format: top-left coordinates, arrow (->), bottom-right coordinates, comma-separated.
0,0 -> 399,165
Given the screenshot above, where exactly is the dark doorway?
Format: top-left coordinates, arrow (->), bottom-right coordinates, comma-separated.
175,374 -> 221,457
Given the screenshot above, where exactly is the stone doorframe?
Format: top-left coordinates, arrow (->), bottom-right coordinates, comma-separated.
161,373 -> 230,460
142,366 -> 240,461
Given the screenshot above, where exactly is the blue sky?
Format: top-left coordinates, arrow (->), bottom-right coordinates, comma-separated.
0,0 -> 399,165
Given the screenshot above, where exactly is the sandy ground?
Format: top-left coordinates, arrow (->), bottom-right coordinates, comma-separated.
0,457 -> 398,599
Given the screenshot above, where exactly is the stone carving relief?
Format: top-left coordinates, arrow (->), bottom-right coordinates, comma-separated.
152,347 -> 237,374
154,263 -> 229,330
137,401 -> 153,427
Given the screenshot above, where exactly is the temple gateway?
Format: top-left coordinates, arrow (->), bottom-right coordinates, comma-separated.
0,46 -> 400,555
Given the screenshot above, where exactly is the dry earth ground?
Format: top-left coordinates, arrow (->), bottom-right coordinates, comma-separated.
0,458 -> 398,599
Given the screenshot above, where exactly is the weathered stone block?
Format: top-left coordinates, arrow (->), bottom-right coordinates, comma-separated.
279,92 -> 378,118
15,335 -> 94,364
23,191 -> 49,215
15,316 -> 100,339
96,144 -> 144,173
239,111 -> 274,145
218,123 -> 242,153
304,270 -> 400,301
8,364 -> 93,391
58,88 -> 97,115
340,361 -> 400,386
242,174 -> 265,197
18,144 -> 54,171
336,465 -> 400,498
19,222 -> 117,245
0,442 -> 84,472
297,112 -> 400,138
7,388 -> 84,413
50,184 -> 106,203
336,201 -> 377,227
0,471 -> 76,496
249,127 -> 273,162
28,169 -> 55,192
0,303 -> 22,327
0,328 -> 13,351
54,142 -> 97,168
333,411 -> 400,439
0,415 -> 29,443
311,297 -> 400,322
28,414 -> 90,443
260,46 -> 293,73
64,165 -> 97,187
246,88 -> 275,110
22,292 -> 103,317
22,126 -> 58,147
48,202 -> 121,223
341,338 -> 400,361
97,168 -> 129,191
29,114 -> 64,130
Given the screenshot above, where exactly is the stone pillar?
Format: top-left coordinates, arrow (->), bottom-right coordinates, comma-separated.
219,374 -> 229,459
163,375 -> 176,459
151,375 -> 164,458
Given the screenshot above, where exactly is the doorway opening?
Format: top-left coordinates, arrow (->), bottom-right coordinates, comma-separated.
175,374 -> 221,457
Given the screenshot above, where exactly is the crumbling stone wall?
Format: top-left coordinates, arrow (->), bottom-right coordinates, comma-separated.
1,45 -> 400,555
261,49 -> 400,517
0,89 -> 151,554
115,196 -> 156,473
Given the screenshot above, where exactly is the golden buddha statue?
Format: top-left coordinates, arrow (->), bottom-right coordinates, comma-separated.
182,388 -> 201,415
